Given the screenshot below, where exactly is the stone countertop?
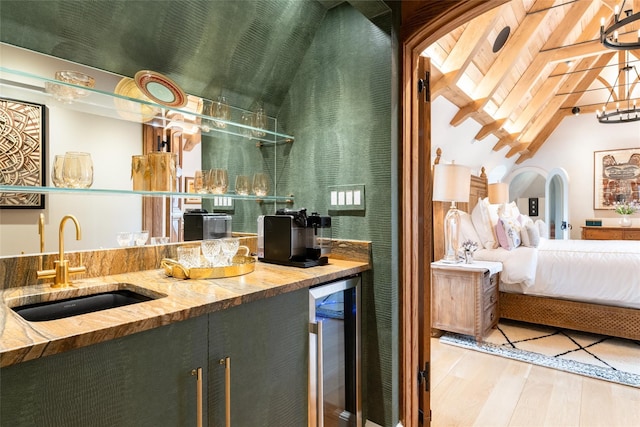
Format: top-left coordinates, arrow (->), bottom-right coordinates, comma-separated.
0,258 -> 369,368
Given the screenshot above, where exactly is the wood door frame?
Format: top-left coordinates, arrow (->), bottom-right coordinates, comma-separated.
399,1 -> 508,425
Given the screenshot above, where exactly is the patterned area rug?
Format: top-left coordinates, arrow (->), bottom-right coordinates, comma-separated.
440,319 -> 640,388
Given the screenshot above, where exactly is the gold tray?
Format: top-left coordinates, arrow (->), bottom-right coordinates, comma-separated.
161,252 -> 255,280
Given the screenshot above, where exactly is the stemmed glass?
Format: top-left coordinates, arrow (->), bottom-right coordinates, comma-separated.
211,95 -> 230,128
201,239 -> 222,267
220,238 -> 239,266
252,173 -> 270,197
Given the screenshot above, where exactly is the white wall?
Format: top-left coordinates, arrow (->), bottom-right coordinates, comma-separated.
433,95 -> 640,239
517,113 -> 640,238
0,44 -> 142,255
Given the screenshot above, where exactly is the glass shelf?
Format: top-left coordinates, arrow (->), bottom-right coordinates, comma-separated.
0,185 -> 294,203
0,67 -> 295,146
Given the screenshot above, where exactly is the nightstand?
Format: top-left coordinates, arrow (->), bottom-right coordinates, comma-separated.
431,261 -> 502,341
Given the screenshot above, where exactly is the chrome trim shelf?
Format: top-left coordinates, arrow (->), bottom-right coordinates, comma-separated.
0,67 -> 295,146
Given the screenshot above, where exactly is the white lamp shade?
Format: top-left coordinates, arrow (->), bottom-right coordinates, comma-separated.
488,182 -> 508,204
432,163 -> 471,202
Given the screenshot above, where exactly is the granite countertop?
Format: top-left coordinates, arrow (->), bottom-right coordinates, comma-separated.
0,258 -> 369,368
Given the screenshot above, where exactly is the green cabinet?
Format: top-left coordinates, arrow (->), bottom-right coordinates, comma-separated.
208,288 -> 309,426
1,288 -> 310,426
0,315 -> 208,427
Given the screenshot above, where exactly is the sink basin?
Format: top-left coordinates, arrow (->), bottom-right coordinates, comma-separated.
12,288 -> 162,322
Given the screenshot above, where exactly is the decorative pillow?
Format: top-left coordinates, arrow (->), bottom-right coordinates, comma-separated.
471,198 -> 498,249
505,201 -> 521,218
535,219 -> 548,239
520,222 -> 540,248
517,213 -> 534,227
459,211 -> 482,248
495,216 -> 521,250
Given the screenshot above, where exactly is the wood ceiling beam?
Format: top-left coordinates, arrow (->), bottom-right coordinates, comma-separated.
472,5 -> 550,100
517,57 -> 599,142
505,143 -> 530,158
440,7 -> 500,73
431,71 -> 457,98
475,118 -> 506,140
519,53 -> 614,160
493,0 -> 597,120
493,133 -> 518,151
449,98 -> 488,126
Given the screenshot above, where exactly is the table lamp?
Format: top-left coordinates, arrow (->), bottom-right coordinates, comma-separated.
433,162 -> 471,263
488,182 -> 509,215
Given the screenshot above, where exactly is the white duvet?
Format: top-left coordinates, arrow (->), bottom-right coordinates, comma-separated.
474,238 -> 640,309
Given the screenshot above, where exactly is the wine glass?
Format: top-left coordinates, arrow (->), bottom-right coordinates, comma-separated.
219,238 -> 239,266
210,168 -> 228,194
234,175 -> 251,195
251,106 -> 266,138
252,173 -> 270,197
211,95 -> 230,129
201,239 -> 222,267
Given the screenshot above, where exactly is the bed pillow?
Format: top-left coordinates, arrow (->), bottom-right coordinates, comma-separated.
471,198 -> 498,249
517,213 -> 534,227
496,216 -> 521,250
520,222 -> 540,248
459,211 -> 482,248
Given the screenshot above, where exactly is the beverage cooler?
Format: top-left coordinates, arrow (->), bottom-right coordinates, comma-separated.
309,276 -> 361,427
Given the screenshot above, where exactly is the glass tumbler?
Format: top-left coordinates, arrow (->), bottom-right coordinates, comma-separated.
177,246 -> 201,268
210,168 -> 228,194
62,152 -> 93,188
51,155 -> 66,187
252,173 -> 270,197
234,175 -> 251,195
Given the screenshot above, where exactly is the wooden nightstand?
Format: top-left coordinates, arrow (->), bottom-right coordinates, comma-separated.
431,261 -> 502,342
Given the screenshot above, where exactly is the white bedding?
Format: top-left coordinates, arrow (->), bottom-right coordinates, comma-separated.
474,238 -> 640,309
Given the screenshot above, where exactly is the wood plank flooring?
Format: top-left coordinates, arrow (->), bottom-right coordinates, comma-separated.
431,338 -> 640,427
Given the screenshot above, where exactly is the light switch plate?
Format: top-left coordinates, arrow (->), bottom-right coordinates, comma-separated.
211,196 -> 234,211
328,184 -> 365,213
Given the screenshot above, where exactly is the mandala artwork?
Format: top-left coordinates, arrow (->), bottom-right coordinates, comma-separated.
0,98 -> 45,208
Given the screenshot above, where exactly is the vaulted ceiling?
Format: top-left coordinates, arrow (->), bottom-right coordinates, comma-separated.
423,0 -> 640,164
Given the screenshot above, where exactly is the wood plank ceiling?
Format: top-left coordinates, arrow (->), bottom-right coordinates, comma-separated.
423,0 -> 640,164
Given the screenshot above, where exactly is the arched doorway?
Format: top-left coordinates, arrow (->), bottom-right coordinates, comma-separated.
400,2 -> 509,426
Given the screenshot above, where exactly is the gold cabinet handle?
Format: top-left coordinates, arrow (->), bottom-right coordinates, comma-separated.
191,367 -> 203,427
219,357 -> 231,427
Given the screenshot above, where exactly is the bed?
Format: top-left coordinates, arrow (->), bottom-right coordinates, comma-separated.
432,152 -> 640,341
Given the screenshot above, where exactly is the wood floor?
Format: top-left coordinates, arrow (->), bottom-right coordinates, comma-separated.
430,337 -> 640,427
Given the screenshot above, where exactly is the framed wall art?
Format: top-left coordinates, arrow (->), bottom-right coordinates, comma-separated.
593,147 -> 640,210
184,176 -> 200,204
0,98 -> 46,209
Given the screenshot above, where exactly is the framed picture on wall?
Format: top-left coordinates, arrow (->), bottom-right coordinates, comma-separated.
184,176 -> 200,204
594,148 -> 640,210
0,98 -> 46,209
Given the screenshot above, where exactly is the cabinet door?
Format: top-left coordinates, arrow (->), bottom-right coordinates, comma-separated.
1,316 -> 208,427
208,288 -> 309,426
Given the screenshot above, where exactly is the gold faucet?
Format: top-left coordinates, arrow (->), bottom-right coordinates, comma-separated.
38,213 -> 45,270
37,214 -> 86,288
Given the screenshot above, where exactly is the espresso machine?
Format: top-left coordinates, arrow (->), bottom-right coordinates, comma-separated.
258,208 -> 331,267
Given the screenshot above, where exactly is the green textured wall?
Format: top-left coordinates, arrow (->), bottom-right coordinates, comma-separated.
276,5 -> 396,425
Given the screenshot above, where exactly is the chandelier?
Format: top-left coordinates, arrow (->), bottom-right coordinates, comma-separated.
600,1 -> 640,50
596,52 -> 640,124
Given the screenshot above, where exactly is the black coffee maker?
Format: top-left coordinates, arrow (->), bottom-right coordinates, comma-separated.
258,208 -> 332,268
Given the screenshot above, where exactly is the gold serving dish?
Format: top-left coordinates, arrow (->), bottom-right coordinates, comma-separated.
161,250 -> 255,280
